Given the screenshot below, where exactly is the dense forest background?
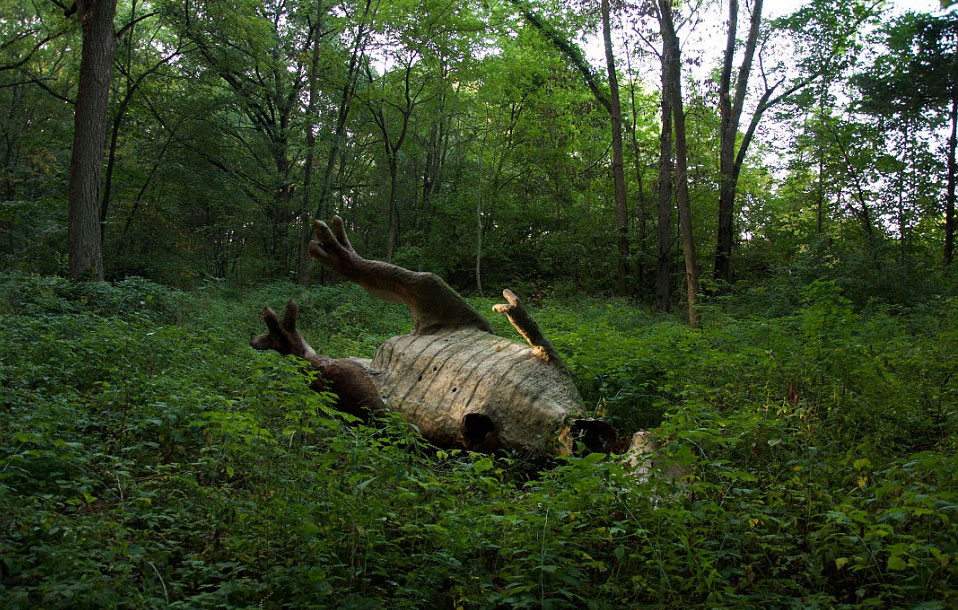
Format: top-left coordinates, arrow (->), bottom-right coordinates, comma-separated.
1,0 -> 957,608
2,0 -> 955,305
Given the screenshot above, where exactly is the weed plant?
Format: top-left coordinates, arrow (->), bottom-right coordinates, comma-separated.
1,274 -> 955,608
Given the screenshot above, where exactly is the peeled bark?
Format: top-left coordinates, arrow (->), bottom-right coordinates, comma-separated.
253,216 -> 617,456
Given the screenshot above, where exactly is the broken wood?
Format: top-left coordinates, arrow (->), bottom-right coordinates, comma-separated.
492,289 -> 565,368
252,216 -> 617,456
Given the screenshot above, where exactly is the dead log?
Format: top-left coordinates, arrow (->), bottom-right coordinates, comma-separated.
252,216 -> 616,456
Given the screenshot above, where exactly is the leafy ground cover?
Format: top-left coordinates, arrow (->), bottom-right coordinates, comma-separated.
1,274 -> 955,609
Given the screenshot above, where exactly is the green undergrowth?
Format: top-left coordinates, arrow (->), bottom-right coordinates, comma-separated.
1,273 -> 956,609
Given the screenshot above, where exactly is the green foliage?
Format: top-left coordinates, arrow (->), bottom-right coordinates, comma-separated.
1,275 -> 955,608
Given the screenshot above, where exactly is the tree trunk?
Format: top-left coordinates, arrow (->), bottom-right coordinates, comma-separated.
255,218 -> 618,456
509,0 -> 629,295
295,0 -> 325,286
363,58 -> 417,265
100,96 -> 126,246
714,0 -> 763,285
422,66 -> 450,238
654,15 -> 674,312
626,72 -> 648,296
476,120 -> 486,294
386,153 -> 399,262
68,0 -> 118,281
297,0 -> 373,284
817,107 -> 825,235
946,94 -> 956,267
601,0 -> 629,295
659,0 -> 698,328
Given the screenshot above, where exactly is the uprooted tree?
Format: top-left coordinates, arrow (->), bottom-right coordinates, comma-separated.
252,216 -> 618,456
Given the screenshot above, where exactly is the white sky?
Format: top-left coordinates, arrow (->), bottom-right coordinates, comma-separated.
576,0 -> 952,169
583,0 -> 948,73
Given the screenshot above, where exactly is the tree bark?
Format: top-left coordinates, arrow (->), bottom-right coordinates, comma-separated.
68,0 -> 118,281
297,0 -> 374,284
817,87 -> 826,236
625,65 -> 649,296
946,94 -> 956,267
659,0 -> 698,328
386,153 -> 399,262
654,12 -> 674,313
714,0 -> 763,285
255,219 -> 619,456
511,0 -> 629,295
295,0 -> 325,286
476,119 -> 486,294
601,0 -> 630,295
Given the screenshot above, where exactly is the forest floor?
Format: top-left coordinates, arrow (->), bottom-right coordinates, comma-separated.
1,273 -> 955,609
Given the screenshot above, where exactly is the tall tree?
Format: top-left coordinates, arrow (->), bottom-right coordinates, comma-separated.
68,0 -> 119,281
711,0 -> 874,283
653,22 -> 673,312
855,12 -> 958,266
509,0 -> 630,295
713,0 -> 762,285
100,2 -> 179,251
658,0 -> 698,327
601,0 -> 630,296
171,0 -> 316,275
297,0 -> 376,284
361,52 -> 427,262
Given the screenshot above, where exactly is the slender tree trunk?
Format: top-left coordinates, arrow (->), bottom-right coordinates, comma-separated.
386,153 -> 399,262
946,94 -> 956,267
601,0 -> 629,295
714,0 -> 763,285
626,72 -> 648,296
660,0 -> 698,328
898,121 -> 909,258
364,58 -> 416,264
476,121 -> 486,294
68,0 -> 118,281
297,0 -> 373,283
826,121 -> 874,238
120,122 -> 178,247
295,0 -> 325,286
422,65 -> 449,238
817,138 -> 825,235
270,148 -> 293,275
655,29 -> 674,312
100,0 -> 138,248
715,163 -> 735,283
100,99 -> 125,244
509,0 -> 629,295
3,83 -> 24,202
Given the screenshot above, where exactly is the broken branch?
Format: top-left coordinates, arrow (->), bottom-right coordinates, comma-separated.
493,289 -> 565,368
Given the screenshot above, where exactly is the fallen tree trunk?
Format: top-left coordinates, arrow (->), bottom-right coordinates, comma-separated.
252,216 -> 616,456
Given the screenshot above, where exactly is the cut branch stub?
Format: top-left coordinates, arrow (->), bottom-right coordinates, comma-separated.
493,289 -> 565,369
